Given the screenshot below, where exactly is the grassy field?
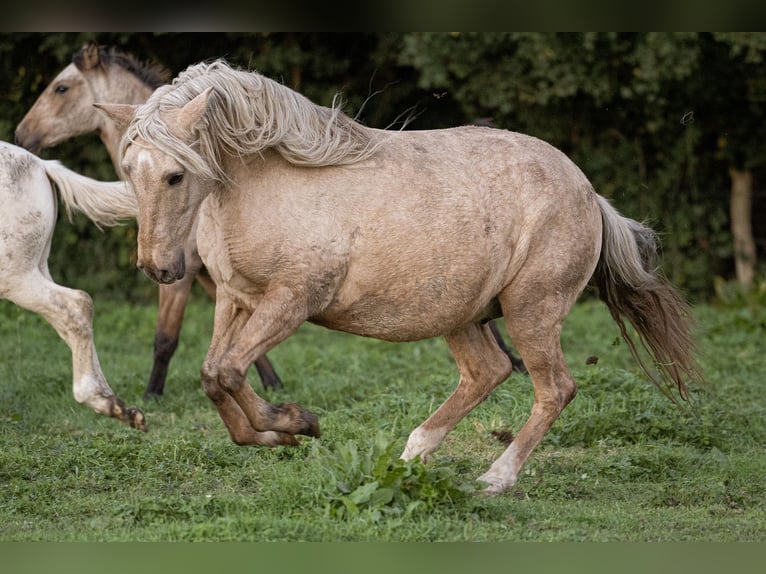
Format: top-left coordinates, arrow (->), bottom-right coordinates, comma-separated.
0,289 -> 764,542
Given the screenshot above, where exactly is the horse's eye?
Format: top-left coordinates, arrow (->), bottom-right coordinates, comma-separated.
167,173 -> 184,186
54,84 -> 69,94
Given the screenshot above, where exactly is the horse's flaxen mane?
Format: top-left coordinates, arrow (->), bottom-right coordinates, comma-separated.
122,59 -> 380,182
73,43 -> 170,90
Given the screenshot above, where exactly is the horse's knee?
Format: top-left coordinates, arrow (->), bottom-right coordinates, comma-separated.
51,289 -> 95,345
201,360 -> 246,399
201,362 -> 225,402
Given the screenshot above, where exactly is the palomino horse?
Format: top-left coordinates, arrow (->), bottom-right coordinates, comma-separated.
0,140 -> 145,431
15,42 -> 284,399
99,60 -> 701,494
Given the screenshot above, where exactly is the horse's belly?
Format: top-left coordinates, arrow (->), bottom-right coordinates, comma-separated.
311,278 -> 499,342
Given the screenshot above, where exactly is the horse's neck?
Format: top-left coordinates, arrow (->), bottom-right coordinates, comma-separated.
93,71 -> 155,174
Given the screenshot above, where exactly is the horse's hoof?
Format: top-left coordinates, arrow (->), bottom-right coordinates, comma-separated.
476,474 -> 509,496
127,407 -> 148,432
300,409 -> 321,438
142,390 -> 163,402
274,402 -> 321,438
110,397 -> 148,431
261,377 -> 284,392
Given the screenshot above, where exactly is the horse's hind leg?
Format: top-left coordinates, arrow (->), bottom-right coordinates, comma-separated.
7,271 -> 146,431
401,322 -> 513,462
477,284 -> 582,494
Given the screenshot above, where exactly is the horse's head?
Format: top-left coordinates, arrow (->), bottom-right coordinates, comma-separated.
95,89 -> 214,285
15,56 -> 99,154
16,43 -> 164,171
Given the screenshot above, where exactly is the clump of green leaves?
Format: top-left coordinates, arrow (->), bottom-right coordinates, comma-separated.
312,433 -> 475,521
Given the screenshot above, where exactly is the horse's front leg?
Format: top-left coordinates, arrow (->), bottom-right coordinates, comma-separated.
144,275 -> 195,399
196,265 -> 284,391
201,288 -> 319,445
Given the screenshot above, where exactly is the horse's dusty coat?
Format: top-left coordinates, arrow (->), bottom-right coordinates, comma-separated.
106,60 -> 701,494
199,130 -> 601,343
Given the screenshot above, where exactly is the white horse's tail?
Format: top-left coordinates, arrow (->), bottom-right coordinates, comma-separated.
42,160 -> 137,228
594,194 -> 703,402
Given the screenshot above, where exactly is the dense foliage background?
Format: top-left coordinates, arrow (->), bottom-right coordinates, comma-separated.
1,32 -> 764,302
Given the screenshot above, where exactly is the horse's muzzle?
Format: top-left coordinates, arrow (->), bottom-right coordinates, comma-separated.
14,128 -> 42,155
137,256 -> 186,284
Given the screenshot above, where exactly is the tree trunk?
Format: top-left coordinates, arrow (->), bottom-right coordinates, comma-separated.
729,167 -> 757,289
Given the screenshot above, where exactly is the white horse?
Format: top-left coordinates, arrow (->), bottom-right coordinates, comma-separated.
100,60 -> 702,493
0,140 -> 145,431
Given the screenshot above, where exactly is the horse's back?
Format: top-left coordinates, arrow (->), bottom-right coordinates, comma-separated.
210,127 -> 603,341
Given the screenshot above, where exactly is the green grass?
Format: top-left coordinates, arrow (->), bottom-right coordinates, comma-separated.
0,292 -> 764,541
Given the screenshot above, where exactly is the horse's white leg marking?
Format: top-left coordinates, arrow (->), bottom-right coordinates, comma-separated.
402,322 -> 512,462
401,426 -> 449,462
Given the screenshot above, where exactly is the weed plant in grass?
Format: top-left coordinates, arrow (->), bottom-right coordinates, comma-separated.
0,294 -> 764,541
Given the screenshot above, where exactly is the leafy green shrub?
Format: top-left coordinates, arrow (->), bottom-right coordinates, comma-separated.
312,433 -> 476,521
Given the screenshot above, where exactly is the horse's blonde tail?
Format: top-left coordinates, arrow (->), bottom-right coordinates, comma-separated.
594,194 -> 703,402
42,160 -> 137,228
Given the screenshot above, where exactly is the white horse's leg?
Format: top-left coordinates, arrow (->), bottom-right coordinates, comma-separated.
200,292 -> 318,446
6,270 -> 146,431
401,322 -> 512,462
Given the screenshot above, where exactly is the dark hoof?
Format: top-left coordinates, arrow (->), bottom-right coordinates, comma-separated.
261,378 -> 284,391
127,407 -> 148,432
275,402 -> 321,438
142,384 -> 164,401
301,409 -> 321,438
110,397 -> 148,432
254,360 -> 284,391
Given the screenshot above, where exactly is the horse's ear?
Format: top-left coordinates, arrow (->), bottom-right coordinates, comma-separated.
74,42 -> 101,71
169,87 -> 213,135
93,103 -> 137,132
